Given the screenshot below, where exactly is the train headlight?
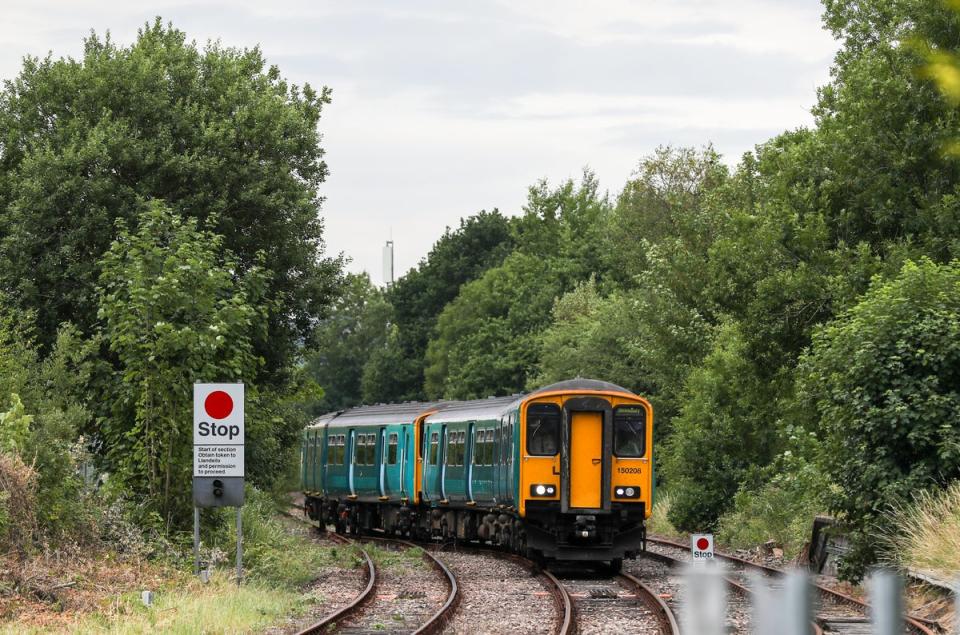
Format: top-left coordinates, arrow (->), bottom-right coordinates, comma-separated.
614,485 -> 641,499
530,484 -> 557,497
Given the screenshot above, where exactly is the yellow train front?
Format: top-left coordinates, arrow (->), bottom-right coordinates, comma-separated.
301,378 -> 652,570
518,379 -> 652,567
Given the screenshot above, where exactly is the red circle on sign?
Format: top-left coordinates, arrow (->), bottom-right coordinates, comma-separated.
696,537 -> 710,550
204,391 -> 234,419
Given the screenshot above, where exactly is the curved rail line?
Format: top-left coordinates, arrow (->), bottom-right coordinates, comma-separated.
294,531 -> 378,635
436,542 -> 574,635
646,536 -> 939,635
357,534 -> 461,635
618,571 -> 682,635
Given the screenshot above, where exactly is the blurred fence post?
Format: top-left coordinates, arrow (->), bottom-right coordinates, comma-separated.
682,564 -> 726,635
869,569 -> 903,635
751,570 -> 812,635
782,571 -> 813,635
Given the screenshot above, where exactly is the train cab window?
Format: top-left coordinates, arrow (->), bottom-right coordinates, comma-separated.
526,404 -> 560,456
614,406 -> 646,457
429,432 -> 439,464
388,433 -> 399,464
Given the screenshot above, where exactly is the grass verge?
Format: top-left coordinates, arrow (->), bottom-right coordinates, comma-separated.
883,480 -> 960,579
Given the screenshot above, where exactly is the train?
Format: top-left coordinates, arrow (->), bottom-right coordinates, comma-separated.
300,378 -> 653,570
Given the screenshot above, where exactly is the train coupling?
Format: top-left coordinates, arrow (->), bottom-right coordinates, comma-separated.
573,514 -> 597,539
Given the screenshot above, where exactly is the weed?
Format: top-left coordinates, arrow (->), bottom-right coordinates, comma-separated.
882,480 -> 960,578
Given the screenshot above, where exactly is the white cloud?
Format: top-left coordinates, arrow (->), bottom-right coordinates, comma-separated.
0,0 -> 838,285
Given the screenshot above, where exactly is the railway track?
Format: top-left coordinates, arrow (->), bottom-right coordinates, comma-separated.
646,536 -> 940,635
287,514 -> 459,634
550,564 -> 681,635
285,504 -> 670,634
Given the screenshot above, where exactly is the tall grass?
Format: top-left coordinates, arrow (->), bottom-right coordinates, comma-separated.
883,480 -> 960,577
648,490 -> 682,538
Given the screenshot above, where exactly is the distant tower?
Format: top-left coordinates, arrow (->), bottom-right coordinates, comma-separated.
382,240 -> 394,287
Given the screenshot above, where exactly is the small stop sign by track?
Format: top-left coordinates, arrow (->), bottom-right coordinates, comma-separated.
691,533 -> 714,563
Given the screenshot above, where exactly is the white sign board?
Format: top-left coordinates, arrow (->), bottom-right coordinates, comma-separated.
691,533 -> 715,563
193,383 -> 244,477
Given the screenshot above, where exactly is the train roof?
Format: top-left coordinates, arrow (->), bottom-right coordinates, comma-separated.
307,401 -> 442,429
304,379 -> 640,430
423,395 -> 522,423
527,378 -> 636,397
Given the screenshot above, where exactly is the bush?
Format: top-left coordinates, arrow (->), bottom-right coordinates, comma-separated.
800,259 -> 960,579
717,443 -> 831,558
663,321 -> 781,532
0,452 -> 38,555
209,488 -> 338,588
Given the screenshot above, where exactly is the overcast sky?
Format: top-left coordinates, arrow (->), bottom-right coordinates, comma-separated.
1,1 -> 838,285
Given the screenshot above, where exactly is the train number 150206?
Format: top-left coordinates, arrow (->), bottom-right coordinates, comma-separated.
617,466 -> 642,474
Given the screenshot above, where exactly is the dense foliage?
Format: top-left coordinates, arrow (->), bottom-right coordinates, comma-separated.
1,0 -> 959,585
0,19 -> 341,379
0,21 -> 338,536
800,259 -> 960,578
330,0 -> 960,579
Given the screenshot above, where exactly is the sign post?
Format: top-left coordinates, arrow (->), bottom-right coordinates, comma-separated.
193,383 -> 245,584
691,533 -> 715,565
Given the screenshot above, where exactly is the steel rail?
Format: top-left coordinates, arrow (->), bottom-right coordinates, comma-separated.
357,534 -> 462,634
294,530 -> 377,635
436,541 -> 574,635
618,571 -> 682,635
647,536 -> 938,635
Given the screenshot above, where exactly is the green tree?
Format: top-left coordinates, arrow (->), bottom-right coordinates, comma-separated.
529,279 -> 651,395
96,201 -> 268,528
425,252 -> 562,399
304,273 -> 392,414
663,321 -> 783,531
799,259 -> 960,579
379,210 -> 515,401
0,20 -> 341,377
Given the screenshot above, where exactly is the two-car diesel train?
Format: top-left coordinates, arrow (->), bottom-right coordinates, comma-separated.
300,378 -> 653,568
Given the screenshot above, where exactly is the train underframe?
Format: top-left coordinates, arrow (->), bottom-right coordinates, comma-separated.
303,495 -> 646,570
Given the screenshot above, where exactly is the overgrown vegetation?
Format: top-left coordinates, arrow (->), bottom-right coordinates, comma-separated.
883,480 -> 960,578
306,0 -> 960,580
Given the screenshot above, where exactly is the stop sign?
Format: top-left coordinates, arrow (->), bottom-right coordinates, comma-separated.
691,533 -> 714,563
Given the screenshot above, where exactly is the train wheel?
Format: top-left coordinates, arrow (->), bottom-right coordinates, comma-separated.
606,558 -> 623,574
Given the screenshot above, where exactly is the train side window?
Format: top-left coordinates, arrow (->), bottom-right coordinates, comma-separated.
338,435 -> 345,465
388,433 -> 399,464
430,432 -> 439,465
526,404 -> 560,456
368,434 -> 376,465
484,429 -> 492,465
613,406 -> 646,457
474,430 -> 482,465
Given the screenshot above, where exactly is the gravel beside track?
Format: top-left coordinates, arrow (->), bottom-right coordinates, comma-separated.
335,538 -> 450,634
553,566 -> 662,635
635,542 -> 754,633
265,518 -> 368,635
435,549 -> 557,635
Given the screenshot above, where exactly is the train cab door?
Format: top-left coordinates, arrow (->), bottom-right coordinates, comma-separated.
378,428 -> 386,497
348,429 -> 356,496
569,412 -> 602,509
